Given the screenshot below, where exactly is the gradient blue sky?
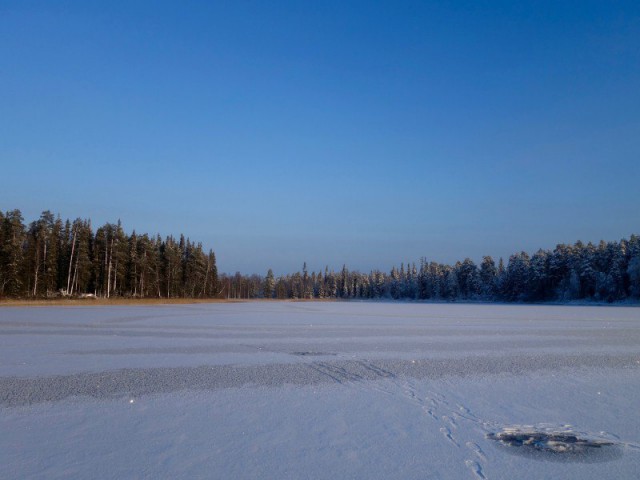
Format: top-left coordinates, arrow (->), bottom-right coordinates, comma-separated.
2,1 -> 639,275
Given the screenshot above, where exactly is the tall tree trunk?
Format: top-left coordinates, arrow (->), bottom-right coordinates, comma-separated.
103,241 -> 108,297
42,241 -> 47,296
66,227 -> 76,295
107,238 -> 114,299
32,245 -> 39,297
71,253 -> 79,296
113,259 -> 118,296
155,261 -> 161,298
166,258 -> 171,299
202,259 -> 210,297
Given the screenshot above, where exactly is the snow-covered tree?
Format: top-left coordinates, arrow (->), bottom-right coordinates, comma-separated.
263,269 -> 275,299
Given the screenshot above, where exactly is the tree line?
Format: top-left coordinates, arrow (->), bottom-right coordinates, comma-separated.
0,210 -> 218,298
227,237 -> 640,303
1,209 -> 638,303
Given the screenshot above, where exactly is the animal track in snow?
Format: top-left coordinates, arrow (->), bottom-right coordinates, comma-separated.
331,361 -> 490,479
424,407 -> 438,420
464,459 -> 486,479
440,426 -> 460,447
466,442 -> 487,462
442,415 -> 458,429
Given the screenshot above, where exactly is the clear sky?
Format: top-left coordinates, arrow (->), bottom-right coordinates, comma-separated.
2,1 -> 639,275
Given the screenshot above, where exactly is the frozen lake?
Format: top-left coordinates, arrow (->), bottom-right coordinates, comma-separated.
1,302 -> 640,479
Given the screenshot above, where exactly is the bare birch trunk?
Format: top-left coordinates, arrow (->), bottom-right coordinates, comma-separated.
32,245 -> 39,297
167,259 -> 171,299
106,238 -> 114,299
113,259 -> 118,296
103,241 -> 108,297
155,262 -> 161,298
42,241 -> 47,296
71,253 -> 79,296
66,227 -> 76,295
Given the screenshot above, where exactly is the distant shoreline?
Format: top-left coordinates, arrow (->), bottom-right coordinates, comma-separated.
0,298 -> 236,307
0,297 -> 637,308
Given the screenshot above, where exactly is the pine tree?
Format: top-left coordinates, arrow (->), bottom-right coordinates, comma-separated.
205,250 -> 218,297
428,262 -> 442,299
457,258 -> 479,299
503,252 -> 530,301
263,269 -> 275,299
71,220 -> 92,295
45,215 -> 62,296
479,256 -> 497,299
390,266 -> 401,299
316,271 -> 325,298
442,266 -> 459,300
528,250 -> 550,301
339,265 -> 349,298
302,262 -> 312,299
1,210 -> 26,297
628,256 -> 640,298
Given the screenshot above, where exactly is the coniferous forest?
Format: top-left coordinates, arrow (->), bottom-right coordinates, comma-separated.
0,210 -> 218,299
1,209 -> 639,303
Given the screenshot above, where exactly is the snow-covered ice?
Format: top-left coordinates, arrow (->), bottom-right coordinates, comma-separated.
1,302 -> 639,479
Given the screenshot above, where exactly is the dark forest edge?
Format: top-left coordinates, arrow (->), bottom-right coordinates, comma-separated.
0,209 -> 639,304
0,210 -> 218,300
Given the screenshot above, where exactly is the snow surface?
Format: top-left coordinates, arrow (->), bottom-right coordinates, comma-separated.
1,302 -> 639,479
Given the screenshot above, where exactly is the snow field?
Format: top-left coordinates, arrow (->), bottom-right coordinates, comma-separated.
1,302 -> 639,479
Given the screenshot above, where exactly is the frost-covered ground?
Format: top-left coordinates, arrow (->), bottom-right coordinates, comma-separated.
1,302 -> 639,479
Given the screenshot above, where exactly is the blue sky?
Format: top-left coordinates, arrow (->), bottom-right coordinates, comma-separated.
2,1 -> 639,274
